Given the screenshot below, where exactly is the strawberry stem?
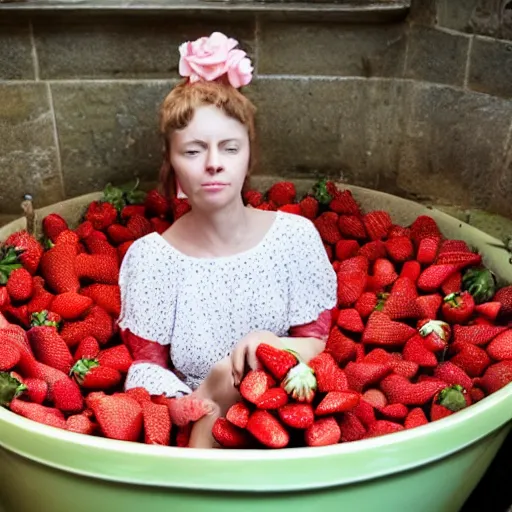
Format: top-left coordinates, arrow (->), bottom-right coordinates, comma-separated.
30,310 -> 60,329
0,246 -> 24,285
443,292 -> 461,308
437,385 -> 467,412
462,268 -> 496,304
312,178 -> 332,206
281,362 -> 317,403
0,372 -> 27,408
70,358 -> 99,383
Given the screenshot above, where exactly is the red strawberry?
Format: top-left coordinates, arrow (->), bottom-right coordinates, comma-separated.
403,334 -> 438,368
298,196 -> 319,220
107,224 -> 135,244
256,201 -> 275,211
338,215 -> 366,239
308,352 -> 348,392
226,401 -> 250,428
337,273 -> 367,307
256,387 -> 289,409
127,387 -> 152,405
90,393 -> 142,441
355,292 -> 378,319
43,214 -> 68,242
247,410 -> 289,448
352,399 -> 376,428
364,420 -> 404,438
324,243 -> 333,262
50,292 -> 92,320
144,189 -> 170,217
388,225 -> 411,238
172,197 -> 192,219
380,277 -> 421,320
244,189 -> 264,208
85,201 -> 118,231
380,374 -> 446,405
40,242 -> 80,294
278,204 -> 301,215
52,377 -> 84,414
315,391 -> 360,415
441,271 -> 462,295
314,212 -> 341,245
150,218 -> 171,235
9,398 -> 66,430
28,326 -> 73,374
400,260 -> 421,282
449,343 -> 490,377
430,385 -> 468,421
142,401 -> 171,445
385,236 -> 413,263
117,241 -> 134,262
434,362 -> 473,391
335,240 -> 360,261
255,343 -> 298,380
416,236 -> 440,265
409,216 -> 441,243
404,407 -> 429,429
74,336 -> 100,362
212,418 -> 252,448
325,326 -> 357,364
486,330 -> 512,361
51,229 -> 79,247
418,319 -> 451,352
66,414 -> 95,435
71,358 -> 122,390
83,231 -> 118,260
75,253 -> 119,285
439,240 -> 470,254
475,360 -> 512,394
358,240 -> 387,262
97,344 -> 133,373
60,306 -> 113,346
474,302 -> 501,321
305,416 -> 341,447
81,284 -> 121,318
436,251 -> 482,271
336,309 -> 364,333
470,387 -> 485,402
4,231 -> 43,275
74,221 -> 94,240
441,292 -> 475,324
365,349 -> 419,379
0,342 -> 20,371
417,264 -> 458,292
328,187 -> 360,216
362,388 -> 388,409
363,211 -> 392,241
277,403 -> 315,429
240,370 -> 274,404
337,255 -> 369,275
366,259 -> 397,292
6,268 -> 33,302
120,205 -> 146,220
175,424 -> 192,447
339,412 -> 367,441
345,361 -> 392,392
379,403 -> 408,420
127,215 -> 152,239
362,311 -> 416,346
494,285 -> 512,320
267,181 -> 296,206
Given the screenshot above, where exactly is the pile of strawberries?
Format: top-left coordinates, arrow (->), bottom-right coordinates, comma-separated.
0,178 -> 511,448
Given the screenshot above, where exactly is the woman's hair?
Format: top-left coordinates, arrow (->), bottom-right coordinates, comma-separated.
158,78 -> 258,202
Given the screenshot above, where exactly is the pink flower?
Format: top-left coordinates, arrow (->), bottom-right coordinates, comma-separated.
178,32 -> 253,88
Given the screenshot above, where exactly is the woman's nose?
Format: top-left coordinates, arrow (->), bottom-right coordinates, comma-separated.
206,149 -> 223,173
206,164 -> 224,174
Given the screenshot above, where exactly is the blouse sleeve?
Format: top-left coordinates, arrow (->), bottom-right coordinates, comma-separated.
287,217 -> 337,327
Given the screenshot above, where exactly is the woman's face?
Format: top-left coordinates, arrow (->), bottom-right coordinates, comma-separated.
170,105 -> 250,211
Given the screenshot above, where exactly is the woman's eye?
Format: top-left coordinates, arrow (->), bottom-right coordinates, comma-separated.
225,147 -> 239,154
184,150 -> 199,156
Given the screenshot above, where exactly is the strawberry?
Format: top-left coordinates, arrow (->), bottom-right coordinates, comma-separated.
335,309 -> 364,333
40,242 -> 80,294
404,407 -> 429,429
486,329 -> 512,361
9,398 -> 66,430
142,401 -> 171,445
436,251 -> 482,271
50,292 -> 93,320
85,201 -> 118,230
493,285 -> 512,319
416,294 -> 443,319
81,283 -> 121,318
362,311 -> 416,346
325,326 -> 356,364
277,403 -> 314,429
90,393 -> 142,441
474,302 -> 502,321
461,268 -> 496,304
60,306 -> 114,346
355,292 -> 378,319
358,240 -> 387,262
83,231 -> 118,260
441,291 -> 475,324
244,189 -> 264,208
120,205 -> 146,220
365,349 -> 419,379
97,344 -> 133,372
74,336 -> 100,362
0,371 -> 27,407
144,189 -> 170,217
281,361 -> 317,402
267,181 -> 296,206
172,197 -> 192,219
314,212 -> 341,245
42,214 -> 68,243
75,253 -> 119,285
379,403 -> 408,421
362,388 -> 388,409
0,342 -> 20,371
174,424 -> 191,447
240,370 -> 274,404
126,387 -> 152,405
52,377 -> 84,414
380,374 -> 446,405
352,399 -> 377,428
298,196 -> 319,220
364,420 -> 404,438
6,267 -> 33,302
71,358 -> 122,390
344,362 -> 392,392
417,264 -> 458,292
0,246 -> 24,287
380,277 -> 421,320
470,387 -> 486,402
256,387 -> 289,409
439,240 -> 470,254
212,418 -> 252,448
305,417 -> 341,447
74,221 -> 94,240
362,211 -> 392,241
4,231 -> 43,275
315,391 -> 360,415
28,326 -> 73,374
434,362 -> 473,391
308,352 -> 348,392
150,218 -> 171,235
366,258 -> 397,291
337,255 -> 369,275
403,334 -> 438,368
416,236 -> 440,265
449,343 -> 490,377
66,414 -> 95,435
418,319 -> 451,352
324,243 -> 333,261
313,179 -> 339,207
328,186 -> 360,216
339,412 -> 367,441
335,240 -> 360,261
475,360 -> 512,394
385,236 -> 413,262
278,204 -> 301,215
430,385 -> 468,421
338,215 -> 366,239
409,216 -> 441,243
226,401 -> 250,428
388,225 -> 411,238
247,410 -> 289,448
441,271 -> 462,295
336,271 -> 367,307
117,241 -> 134,263
255,343 -> 298,380
107,224 -> 135,244
167,396 -> 212,426
400,260 -> 421,282
127,214 -> 152,239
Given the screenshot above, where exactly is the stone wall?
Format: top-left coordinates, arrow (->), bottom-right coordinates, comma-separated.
0,0 -> 511,220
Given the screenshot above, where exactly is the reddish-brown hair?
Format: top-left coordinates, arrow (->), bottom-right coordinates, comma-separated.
158,78 -> 257,201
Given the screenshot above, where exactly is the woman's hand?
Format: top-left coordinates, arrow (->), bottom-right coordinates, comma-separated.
230,331 -> 284,387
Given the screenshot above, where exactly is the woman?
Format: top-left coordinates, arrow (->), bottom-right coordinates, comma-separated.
118,32 -> 337,448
